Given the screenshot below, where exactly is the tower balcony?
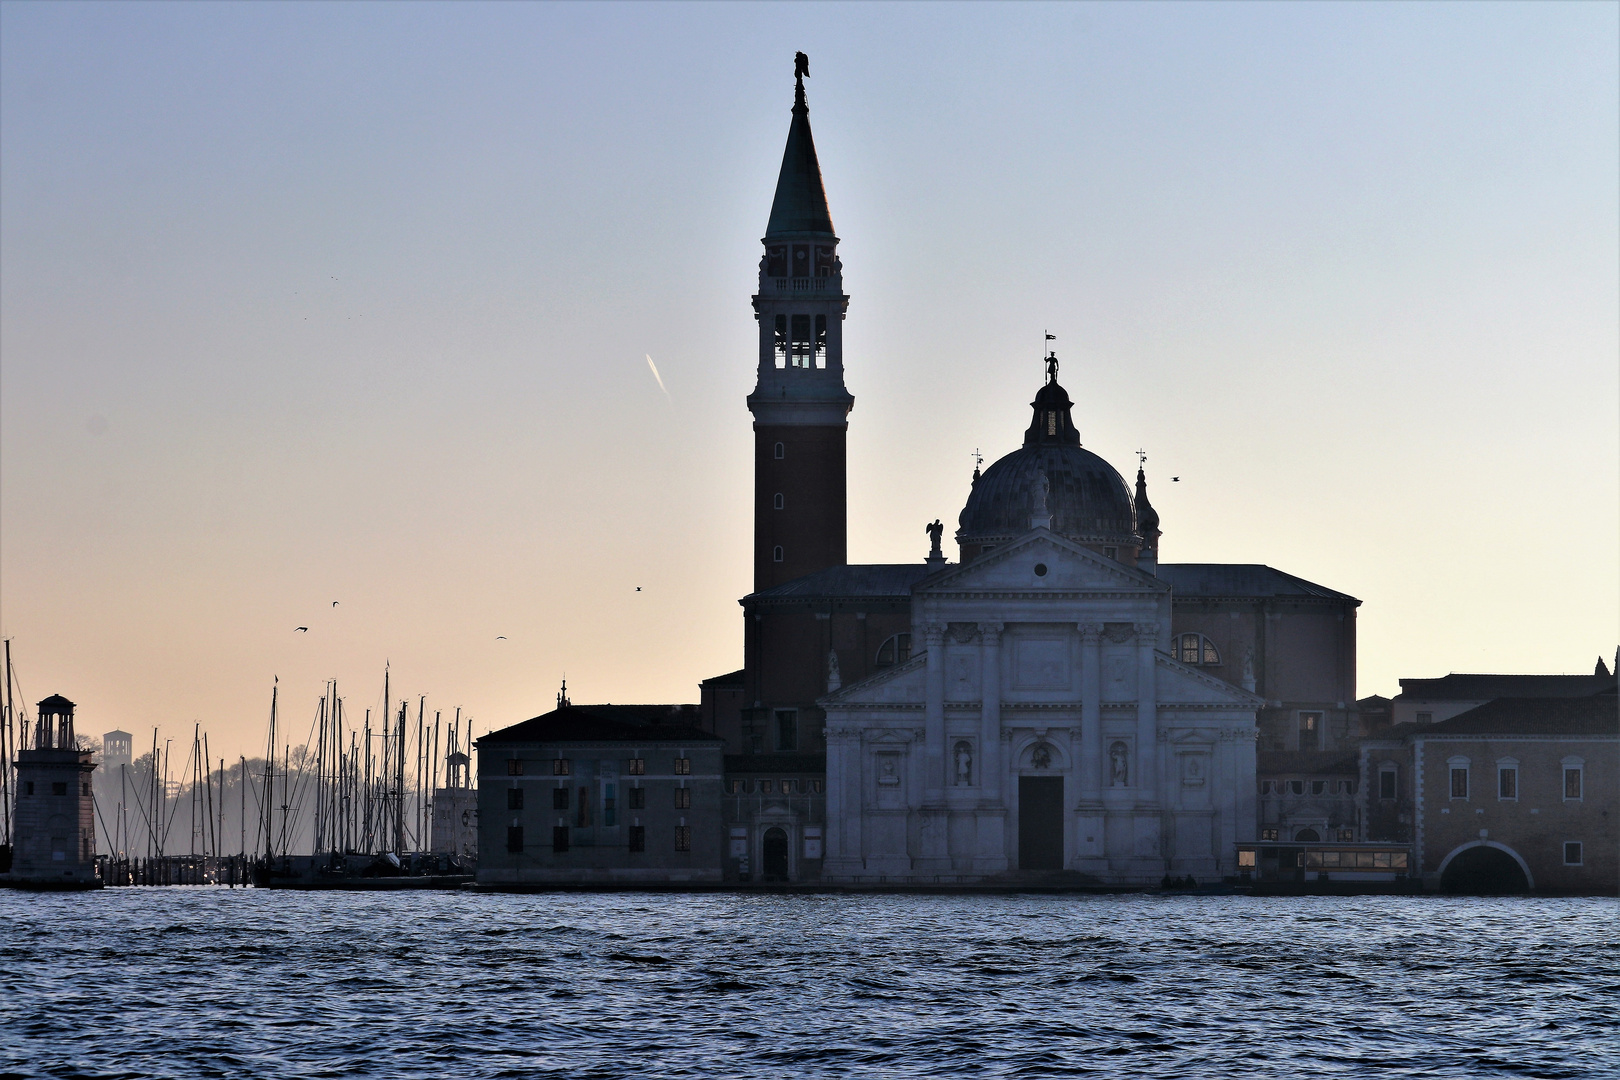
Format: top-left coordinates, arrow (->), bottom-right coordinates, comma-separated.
759,275 -> 842,295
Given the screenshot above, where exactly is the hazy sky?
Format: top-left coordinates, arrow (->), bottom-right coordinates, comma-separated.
3,2 -> 1616,762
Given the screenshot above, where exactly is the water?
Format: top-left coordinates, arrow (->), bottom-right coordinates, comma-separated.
1,891 -> 1615,1079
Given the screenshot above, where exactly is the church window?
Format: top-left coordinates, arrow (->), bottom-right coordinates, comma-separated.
674,757 -> 691,775
1262,829 -> 1279,841
774,492 -> 784,510
1294,828 -> 1320,842
551,758 -> 570,776
674,787 -> 691,809
773,546 -> 784,563
508,759 -> 524,776
628,758 -> 645,775
628,786 -> 645,809
776,710 -> 798,751
506,788 -> 524,810
1310,780 -> 1326,795
1288,780 -> 1304,795
675,826 -> 692,852
875,633 -> 912,667
774,442 -> 785,460
1046,411 -> 1057,436
552,788 -> 569,810
1379,769 -> 1397,800
1033,563 -> 1048,576
1563,841 -> 1583,866
781,779 -> 795,794
1337,829 -> 1355,842
1178,634 -> 1220,666
506,827 -> 524,853
552,826 -> 569,852
1298,712 -> 1322,751
628,826 -> 646,852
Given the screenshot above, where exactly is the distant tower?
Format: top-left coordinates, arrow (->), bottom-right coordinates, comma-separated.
6,695 -> 99,888
748,57 -> 853,592
102,729 -> 133,771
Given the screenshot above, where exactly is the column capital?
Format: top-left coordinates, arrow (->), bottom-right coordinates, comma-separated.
1133,621 -> 1159,640
978,621 -> 1004,643
1077,621 -> 1104,642
925,623 -> 947,647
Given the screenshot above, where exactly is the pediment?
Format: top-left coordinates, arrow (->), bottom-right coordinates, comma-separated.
920,529 -> 1167,597
820,653 -> 926,708
1154,652 -> 1266,708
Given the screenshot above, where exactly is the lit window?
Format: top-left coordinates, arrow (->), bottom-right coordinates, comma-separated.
552,826 -> 569,853
1178,634 -> 1220,666
773,545 -> 784,563
776,709 -> 798,751
674,826 -> 692,852
1261,829 -> 1279,841
551,758 -> 570,776
875,633 -> 913,667
760,779 -> 774,794
1298,713 -> 1322,751
506,788 -> 523,810
507,759 -> 523,776
781,779 -> 795,794
674,757 -> 691,775
774,493 -> 784,510
1450,768 -> 1469,800
628,758 -> 645,775
1563,841 -> 1583,866
628,787 -> 645,809
628,825 -> 645,852
674,787 -> 691,809
1337,829 -> 1355,842
506,826 -> 523,853
1498,767 -> 1518,800
1379,770 -> 1397,800
774,442 -> 784,460
552,787 -> 569,810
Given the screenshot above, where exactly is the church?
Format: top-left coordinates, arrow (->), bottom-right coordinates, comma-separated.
477,63 -> 1363,888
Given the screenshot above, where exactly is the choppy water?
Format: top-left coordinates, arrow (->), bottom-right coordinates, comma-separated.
1,891 -> 1615,1079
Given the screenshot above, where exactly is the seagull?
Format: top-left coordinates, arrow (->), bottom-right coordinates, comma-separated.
295,627 -> 308,632
1171,477 -> 1181,482
332,601 -> 339,607
635,587 -> 642,592
496,636 -> 507,640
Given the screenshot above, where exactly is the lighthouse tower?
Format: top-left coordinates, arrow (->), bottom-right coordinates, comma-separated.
6,695 -> 100,888
748,59 -> 853,593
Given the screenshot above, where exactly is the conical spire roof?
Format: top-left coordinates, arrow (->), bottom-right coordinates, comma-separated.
765,77 -> 835,238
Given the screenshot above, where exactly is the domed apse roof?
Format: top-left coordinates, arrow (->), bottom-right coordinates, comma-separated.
957,375 -> 1137,549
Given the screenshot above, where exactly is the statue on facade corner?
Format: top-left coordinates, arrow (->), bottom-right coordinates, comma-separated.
925,519 -> 944,561
826,649 -> 841,693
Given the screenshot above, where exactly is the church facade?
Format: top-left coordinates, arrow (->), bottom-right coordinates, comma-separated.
478,63 -> 1364,887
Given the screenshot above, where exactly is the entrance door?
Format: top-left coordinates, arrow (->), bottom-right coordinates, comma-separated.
1018,776 -> 1064,870
762,828 -> 790,881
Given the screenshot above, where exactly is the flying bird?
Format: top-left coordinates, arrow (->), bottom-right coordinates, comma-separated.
636,587 -> 642,592
496,636 -> 507,640
295,627 -> 308,632
1171,477 -> 1181,482
332,601 -> 339,607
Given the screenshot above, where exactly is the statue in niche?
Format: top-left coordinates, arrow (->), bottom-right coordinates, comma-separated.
1109,741 -> 1129,787
1031,743 -> 1052,769
878,756 -> 900,786
826,649 -> 841,693
953,740 -> 973,785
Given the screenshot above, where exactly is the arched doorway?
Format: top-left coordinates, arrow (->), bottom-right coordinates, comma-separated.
1294,828 -> 1320,842
1441,844 -> 1529,894
762,828 -> 789,881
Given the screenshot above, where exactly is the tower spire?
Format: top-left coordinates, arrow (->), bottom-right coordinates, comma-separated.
766,54 -> 834,239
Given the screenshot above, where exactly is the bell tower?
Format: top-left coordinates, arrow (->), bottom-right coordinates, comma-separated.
748,57 -> 853,593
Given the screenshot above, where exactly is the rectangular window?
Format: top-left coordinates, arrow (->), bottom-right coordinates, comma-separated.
775,709 -> 798,752
1450,768 -> 1469,799
603,784 -> 617,827
759,779 -> 774,794
1563,841 -> 1583,866
552,826 -> 569,853
628,825 -> 645,852
552,787 -> 569,810
811,779 -> 823,794
727,779 -> 741,794
1416,711 -> 1433,723
52,782 -> 67,796
781,779 -> 795,795
506,788 -> 524,810
1498,768 -> 1517,800
1261,829 -> 1279,841
1337,829 -> 1355,842
674,826 -> 691,852
1379,771 -> 1397,800
629,786 -> 645,809
790,313 -> 812,367
24,782 -> 33,796
1564,768 -> 1583,800
552,758 -> 570,776
628,758 -> 645,775
507,759 -> 523,776
674,757 -> 691,775
674,787 -> 691,809
506,826 -> 523,853
1298,713 -> 1322,751
575,786 -> 591,827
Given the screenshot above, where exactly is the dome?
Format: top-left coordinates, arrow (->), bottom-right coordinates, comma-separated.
956,375 -> 1138,553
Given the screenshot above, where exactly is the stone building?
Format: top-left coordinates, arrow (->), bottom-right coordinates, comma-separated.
1359,693 -> 1617,893
475,703 -> 724,885
5,695 -> 99,888
430,750 -> 478,861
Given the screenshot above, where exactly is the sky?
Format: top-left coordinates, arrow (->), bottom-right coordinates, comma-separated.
2,2 -> 1616,763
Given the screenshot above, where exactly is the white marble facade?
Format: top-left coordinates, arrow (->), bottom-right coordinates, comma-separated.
820,530 -> 1262,885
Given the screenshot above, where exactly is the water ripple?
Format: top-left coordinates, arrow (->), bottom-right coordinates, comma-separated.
0,892 -> 1615,1078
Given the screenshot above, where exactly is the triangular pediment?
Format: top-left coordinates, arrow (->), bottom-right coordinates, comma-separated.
820,652 -> 926,708
1154,651 -> 1266,708
920,529 -> 1168,597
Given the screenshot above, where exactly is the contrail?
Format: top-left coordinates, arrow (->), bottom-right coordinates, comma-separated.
646,354 -> 670,400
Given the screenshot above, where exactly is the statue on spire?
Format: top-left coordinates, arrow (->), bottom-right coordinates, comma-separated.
1045,351 -> 1059,383
795,52 -> 809,80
